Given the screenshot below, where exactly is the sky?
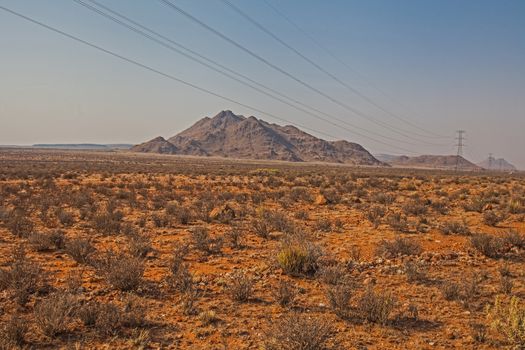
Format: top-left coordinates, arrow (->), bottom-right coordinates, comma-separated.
1,0 -> 524,168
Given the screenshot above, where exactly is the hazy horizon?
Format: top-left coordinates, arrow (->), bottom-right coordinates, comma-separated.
1,0 -> 524,168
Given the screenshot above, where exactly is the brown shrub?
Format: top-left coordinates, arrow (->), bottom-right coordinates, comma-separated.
404,261 -> 428,283
34,292 -> 77,337
65,237 -> 95,264
470,233 -> 505,258
316,263 -> 347,285
1,248 -> 43,305
97,252 -> 144,291
228,271 -> 253,302
272,280 -> 296,308
0,316 -> 27,348
6,211 -> 33,238
356,286 -> 395,325
386,213 -> 409,232
127,232 -> 153,258
225,224 -> 245,249
264,313 -> 333,350
365,205 -> 386,228
191,226 -> 223,255
376,236 -> 422,258
440,221 -> 470,235
326,283 -> 353,318
483,210 -> 504,227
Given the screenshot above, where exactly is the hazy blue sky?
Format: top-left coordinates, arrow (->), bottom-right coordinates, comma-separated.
1,0 -> 524,168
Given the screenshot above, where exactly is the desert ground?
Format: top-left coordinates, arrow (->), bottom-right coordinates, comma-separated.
1,149 -> 525,349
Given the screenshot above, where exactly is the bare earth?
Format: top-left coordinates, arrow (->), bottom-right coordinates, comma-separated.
1,149 -> 524,349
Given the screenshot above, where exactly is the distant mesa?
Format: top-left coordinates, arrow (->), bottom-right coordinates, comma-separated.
131,110 -> 385,166
32,143 -> 133,150
375,154 -> 482,171
477,157 -> 516,171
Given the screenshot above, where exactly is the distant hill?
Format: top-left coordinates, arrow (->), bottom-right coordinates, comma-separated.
376,154 -> 482,171
131,110 -> 385,166
33,144 -> 133,150
477,157 -> 517,171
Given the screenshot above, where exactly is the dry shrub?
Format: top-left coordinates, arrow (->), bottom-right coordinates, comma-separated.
404,261 -> 427,283
65,237 -> 95,264
6,211 -> 33,238
315,217 -> 332,232
264,313 -> 333,350
97,251 -> 144,291
402,198 -> 428,216
152,213 -> 171,228
356,285 -> 395,325
470,233 -> 505,258
169,261 -> 194,293
376,236 -> 422,258
56,208 -> 74,226
34,292 -> 77,337
262,210 -> 295,233
272,280 -> 296,307
503,231 -> 525,249
166,203 -> 192,225
198,309 -> 218,325
228,271 -> 253,302
386,213 -> 409,232
326,283 -> 353,318
28,230 -> 65,251
191,226 -> 223,255
78,297 -> 146,336
463,197 -> 487,213
1,248 -> 42,305
127,231 -> 153,258
180,289 -> 199,315
0,316 -> 27,348
316,263 -> 347,285
252,218 -> 270,239
470,322 -> 487,343
500,275 -> 514,295
365,205 -> 386,228
440,281 -> 460,301
92,208 -> 123,235
225,224 -> 244,249
440,221 -> 470,235
483,210 -> 505,227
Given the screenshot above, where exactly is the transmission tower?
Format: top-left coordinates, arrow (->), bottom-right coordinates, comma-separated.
455,130 -> 466,171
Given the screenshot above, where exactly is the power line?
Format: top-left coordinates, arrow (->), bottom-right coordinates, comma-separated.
158,0 -> 446,146
261,0 -> 450,139
72,0 -> 432,150
221,0 -> 448,141
0,4 -> 419,156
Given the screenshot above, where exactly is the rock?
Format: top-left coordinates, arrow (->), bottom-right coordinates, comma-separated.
209,204 -> 236,222
315,194 -> 327,205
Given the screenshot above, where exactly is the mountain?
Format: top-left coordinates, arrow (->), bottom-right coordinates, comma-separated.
131,110 -> 384,166
378,154 -> 482,170
477,157 -> 517,171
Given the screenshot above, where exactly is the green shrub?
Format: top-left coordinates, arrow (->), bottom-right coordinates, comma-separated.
487,296 -> 525,348
277,241 -> 322,276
